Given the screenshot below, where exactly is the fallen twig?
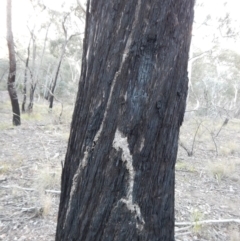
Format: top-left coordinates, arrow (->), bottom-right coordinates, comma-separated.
175,231 -> 192,237
175,218 -> 240,227
175,225 -> 192,232
0,185 -> 60,194
0,185 -> 35,191
45,189 -> 61,194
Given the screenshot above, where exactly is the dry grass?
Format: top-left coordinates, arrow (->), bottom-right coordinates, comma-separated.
176,161 -> 197,173
21,112 -> 43,121
226,119 -> 240,132
35,167 -> 61,192
208,160 -> 236,181
1,101 -> 240,240
219,142 -> 239,156
41,194 -> 53,217
191,209 -> 205,233
229,225 -> 240,241
0,122 -> 12,130
0,163 -> 11,174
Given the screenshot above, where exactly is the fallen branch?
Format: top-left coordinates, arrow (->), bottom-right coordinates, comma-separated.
175,231 -> 191,237
45,189 -> 61,194
21,207 -> 42,214
0,185 -> 35,191
175,225 -> 192,232
175,218 -> 240,227
0,185 -> 60,194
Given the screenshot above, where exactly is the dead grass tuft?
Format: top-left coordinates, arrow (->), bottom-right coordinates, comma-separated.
208,160 -> 236,181
0,163 -> 11,174
35,166 -> 61,193
41,194 -> 53,217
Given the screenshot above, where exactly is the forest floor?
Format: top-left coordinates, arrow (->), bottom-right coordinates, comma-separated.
0,100 -> 240,241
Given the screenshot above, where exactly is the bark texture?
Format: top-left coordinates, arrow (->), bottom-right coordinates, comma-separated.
7,0 -> 21,125
56,0 -> 194,240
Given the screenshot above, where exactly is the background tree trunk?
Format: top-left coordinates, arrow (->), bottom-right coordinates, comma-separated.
27,31 -> 37,113
28,22 -> 51,112
22,39 -> 31,113
7,0 -> 21,125
48,52 -> 64,109
48,14 -> 77,110
56,0 -> 195,240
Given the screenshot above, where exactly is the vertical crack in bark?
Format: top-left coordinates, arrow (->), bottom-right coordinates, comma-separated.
113,128 -> 145,230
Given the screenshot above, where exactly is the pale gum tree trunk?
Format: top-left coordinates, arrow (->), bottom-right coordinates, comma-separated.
27,31 -> 37,112
7,0 -> 21,125
28,23 -> 51,112
56,0 -> 195,240
22,39 -> 31,113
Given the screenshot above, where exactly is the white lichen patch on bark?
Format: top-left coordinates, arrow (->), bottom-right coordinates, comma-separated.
113,128 -> 145,230
89,0 -> 92,13
124,92 -> 127,101
139,136 -> 145,152
85,45 -> 90,78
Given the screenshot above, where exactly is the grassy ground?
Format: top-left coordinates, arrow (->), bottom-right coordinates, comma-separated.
0,100 -> 240,240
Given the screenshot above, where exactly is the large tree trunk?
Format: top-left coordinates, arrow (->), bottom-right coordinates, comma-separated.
7,0 -> 21,125
56,1 -> 194,240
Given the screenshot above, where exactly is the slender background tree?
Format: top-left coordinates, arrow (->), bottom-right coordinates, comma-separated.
56,0 -> 195,240
6,0 -> 21,125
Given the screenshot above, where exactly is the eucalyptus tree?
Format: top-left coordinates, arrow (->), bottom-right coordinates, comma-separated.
190,47 -> 240,116
48,12 -> 81,109
56,0 -> 195,240
187,0 -> 240,115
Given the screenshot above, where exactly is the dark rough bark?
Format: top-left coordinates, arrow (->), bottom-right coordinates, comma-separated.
7,0 -> 21,125
56,0 -> 194,240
